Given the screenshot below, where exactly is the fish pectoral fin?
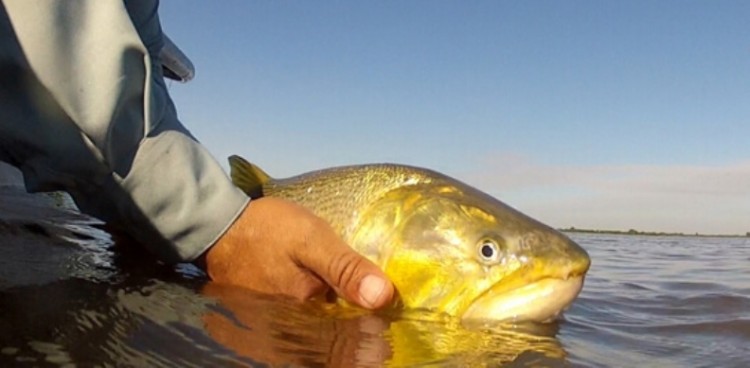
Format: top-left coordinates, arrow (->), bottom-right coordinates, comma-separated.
228,155 -> 272,198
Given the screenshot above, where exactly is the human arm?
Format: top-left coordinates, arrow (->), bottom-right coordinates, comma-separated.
0,0 -> 246,262
0,0 -> 393,309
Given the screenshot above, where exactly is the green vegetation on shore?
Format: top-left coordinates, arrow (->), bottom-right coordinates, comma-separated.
560,227 -> 750,238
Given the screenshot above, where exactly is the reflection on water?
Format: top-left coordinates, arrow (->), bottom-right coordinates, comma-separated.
203,283 -> 566,367
1,189 -> 749,367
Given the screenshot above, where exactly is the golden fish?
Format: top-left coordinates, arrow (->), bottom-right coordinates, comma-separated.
229,155 -> 590,322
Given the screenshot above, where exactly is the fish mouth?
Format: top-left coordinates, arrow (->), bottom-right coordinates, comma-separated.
461,276 -> 585,323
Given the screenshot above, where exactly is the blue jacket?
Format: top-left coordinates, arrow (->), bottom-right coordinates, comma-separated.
0,0 -> 249,262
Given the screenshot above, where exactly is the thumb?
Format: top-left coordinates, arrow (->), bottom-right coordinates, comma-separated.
296,235 -> 395,310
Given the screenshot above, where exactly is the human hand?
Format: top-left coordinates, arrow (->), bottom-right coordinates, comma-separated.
197,197 -> 395,309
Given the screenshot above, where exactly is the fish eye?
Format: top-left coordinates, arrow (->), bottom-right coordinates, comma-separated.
477,239 -> 501,264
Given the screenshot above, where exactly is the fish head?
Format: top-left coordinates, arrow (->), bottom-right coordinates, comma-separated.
354,182 -> 590,323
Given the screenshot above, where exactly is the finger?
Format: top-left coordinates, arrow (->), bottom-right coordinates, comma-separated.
295,228 -> 395,309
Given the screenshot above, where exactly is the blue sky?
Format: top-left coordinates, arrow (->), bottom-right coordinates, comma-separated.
159,1 -> 749,235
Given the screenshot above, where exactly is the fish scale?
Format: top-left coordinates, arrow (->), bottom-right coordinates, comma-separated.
259,164 -> 439,239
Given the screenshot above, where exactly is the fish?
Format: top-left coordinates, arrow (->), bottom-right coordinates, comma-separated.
228,155 -> 590,322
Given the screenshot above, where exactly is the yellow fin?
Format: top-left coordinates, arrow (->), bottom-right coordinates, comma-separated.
228,155 -> 272,198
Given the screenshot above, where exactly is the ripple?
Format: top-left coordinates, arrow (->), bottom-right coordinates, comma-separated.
3,192 -> 750,367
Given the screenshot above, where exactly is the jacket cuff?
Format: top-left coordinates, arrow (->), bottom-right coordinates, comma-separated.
115,117 -> 250,262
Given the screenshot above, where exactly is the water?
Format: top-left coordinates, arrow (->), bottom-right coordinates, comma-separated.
564,233 -> 750,367
1,188 -> 748,367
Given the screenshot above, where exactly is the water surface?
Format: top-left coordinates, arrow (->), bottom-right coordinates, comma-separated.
1,188 -> 748,367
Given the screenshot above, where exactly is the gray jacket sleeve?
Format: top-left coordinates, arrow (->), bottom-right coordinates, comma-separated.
0,0 -> 249,263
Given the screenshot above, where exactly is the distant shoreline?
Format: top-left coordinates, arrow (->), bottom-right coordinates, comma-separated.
561,227 -> 750,238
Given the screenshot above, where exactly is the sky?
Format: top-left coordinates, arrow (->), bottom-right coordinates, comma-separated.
158,1 -> 749,235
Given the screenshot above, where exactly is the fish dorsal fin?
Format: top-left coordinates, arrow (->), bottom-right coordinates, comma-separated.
228,155 -> 272,198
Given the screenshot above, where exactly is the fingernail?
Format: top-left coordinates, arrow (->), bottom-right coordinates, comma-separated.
359,274 -> 387,308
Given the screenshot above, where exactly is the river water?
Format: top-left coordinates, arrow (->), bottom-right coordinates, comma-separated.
0,188 -> 748,367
